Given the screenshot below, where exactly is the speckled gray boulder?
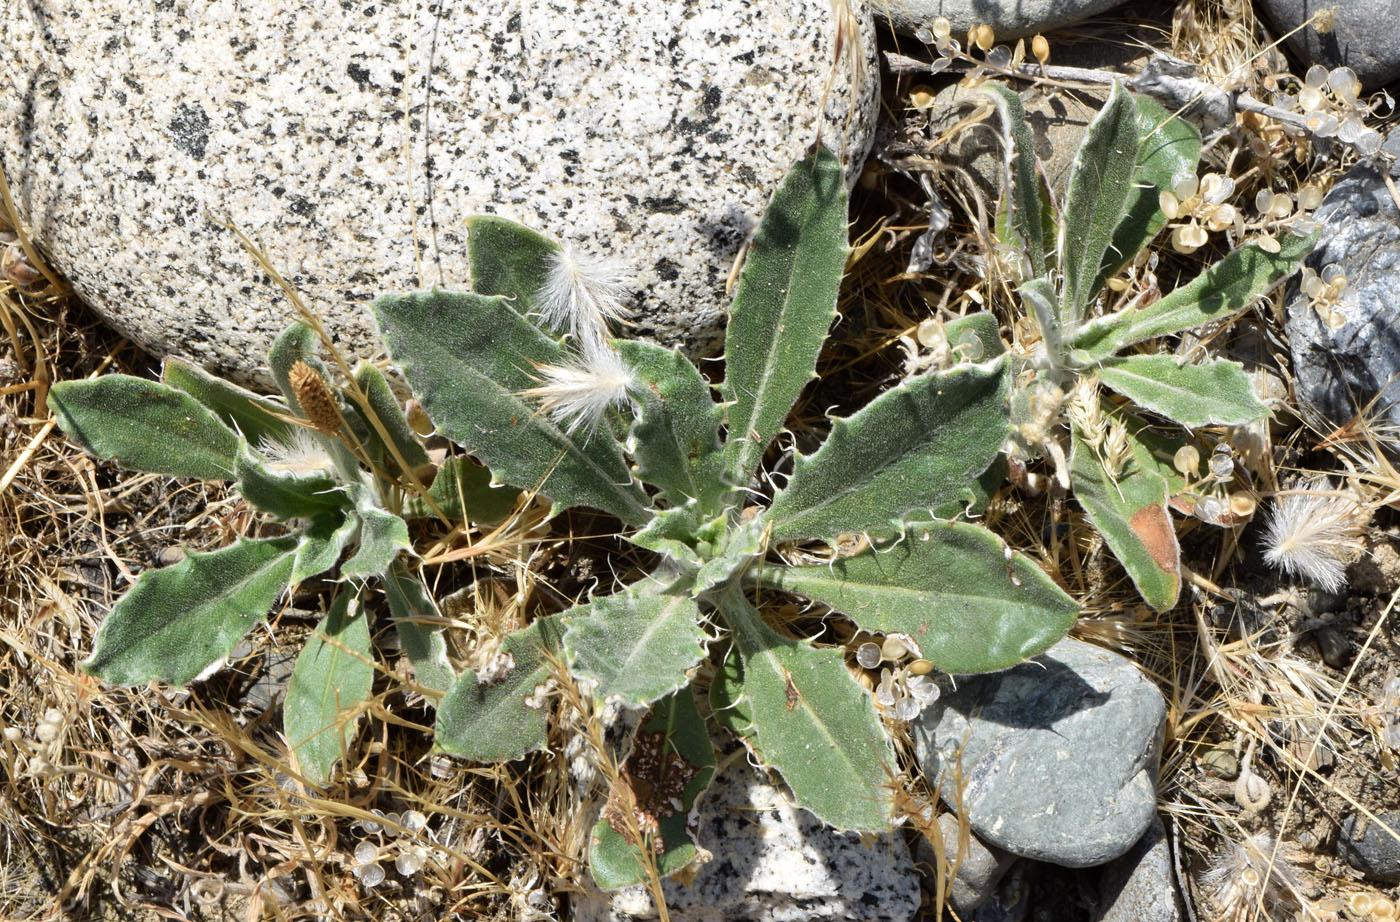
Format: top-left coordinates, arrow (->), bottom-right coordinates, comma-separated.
0,0 -> 877,386
910,637 -> 1165,868
879,0 -> 1125,40
1286,129 -> 1400,434
572,754 -> 920,922
1258,0 -> 1400,91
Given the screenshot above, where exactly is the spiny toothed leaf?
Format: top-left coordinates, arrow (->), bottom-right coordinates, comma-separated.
1068,232 -> 1316,361
720,586 -> 894,832
721,145 -> 847,487
291,513 -> 359,585
709,641 -> 754,740
981,82 -> 1052,278
435,615 -> 565,762
404,455 -> 521,524
1058,82 -> 1140,327
384,568 -> 455,693
82,536 -> 297,686
563,590 -> 707,708
235,450 -> 350,520
48,376 -> 242,481
162,356 -> 295,447
350,361 -> 430,475
372,290 -> 649,524
765,358 -> 1010,542
754,521 -> 1078,674
1097,354 -> 1269,427
466,216 -> 559,315
340,504 -> 411,581
616,340 -> 725,512
284,585 -> 373,786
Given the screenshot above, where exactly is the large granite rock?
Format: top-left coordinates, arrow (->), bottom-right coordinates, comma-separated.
572,754 -> 920,922
1286,129 -> 1400,434
1258,0 -> 1400,91
910,637 -> 1165,868
878,0 -> 1126,40
0,0 -> 877,385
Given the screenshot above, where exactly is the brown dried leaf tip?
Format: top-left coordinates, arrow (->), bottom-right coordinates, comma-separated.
288,360 -> 341,435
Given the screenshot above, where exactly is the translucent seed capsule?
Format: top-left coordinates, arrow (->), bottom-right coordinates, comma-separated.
396,846 -> 428,875
986,44 -> 1012,69
1031,34 -> 1050,64
1201,173 -> 1235,205
881,636 -> 909,660
931,16 -> 951,40
382,812 -> 402,830
1207,203 -> 1237,231
1172,171 -> 1199,201
856,642 -> 883,669
1159,190 -> 1181,220
1173,444 -> 1201,476
972,24 -> 995,52
1298,185 -> 1325,211
354,842 -> 378,865
358,863 -> 385,888
908,658 -> 935,676
1255,189 -> 1276,213
401,810 -> 427,833
1357,127 -> 1384,156
907,674 -> 941,704
1209,445 -> 1235,480
896,696 -> 922,721
876,669 -> 897,707
1337,118 -> 1364,144
1256,235 -> 1282,254
1298,85 -> 1324,112
1268,193 -> 1293,218
1229,492 -> 1257,518
1306,64 -> 1330,88
1321,264 -> 1347,286
915,26 -> 934,43
1329,66 -> 1360,102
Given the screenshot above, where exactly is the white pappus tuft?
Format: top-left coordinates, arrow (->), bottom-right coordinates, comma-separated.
257,427 -> 340,477
1261,477 -> 1366,594
524,345 -> 636,435
538,243 -> 632,353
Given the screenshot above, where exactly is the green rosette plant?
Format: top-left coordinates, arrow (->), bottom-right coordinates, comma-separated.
961,81 -> 1317,611
371,145 -> 1079,888
46,323 -> 508,785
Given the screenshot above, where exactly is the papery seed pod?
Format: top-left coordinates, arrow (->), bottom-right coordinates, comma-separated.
972,23 -> 994,51
856,642 -> 882,669
1174,444 -> 1201,476
1229,492 -> 1257,518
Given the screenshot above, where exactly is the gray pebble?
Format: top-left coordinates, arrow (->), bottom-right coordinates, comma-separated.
1338,811 -> 1400,883
910,637 -> 1166,868
1092,817 -> 1182,922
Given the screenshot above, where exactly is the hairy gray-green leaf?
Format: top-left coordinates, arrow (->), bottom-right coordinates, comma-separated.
709,642 -> 754,740
981,82 -> 1051,278
564,591 -> 706,707
268,322 -> 326,414
383,568 -> 454,693
83,536 -> 297,686
765,358 -> 1010,541
162,356 -> 295,447
1095,95 -> 1201,291
291,514 -> 358,585
48,376 -> 242,481
589,690 -> 716,889
756,522 -> 1078,674
405,455 -> 520,524
340,505 -> 411,580
616,340 -> 724,511
721,146 -> 847,487
1068,233 -> 1316,361
372,290 -> 648,524
1098,354 -> 1268,427
1070,426 -> 1180,611
627,502 -> 712,569
435,615 -> 564,762
1021,277 -> 1064,365
1058,82 -> 1140,326
722,586 -> 894,832
944,311 -> 1007,362
236,450 -> 349,520
466,216 -> 558,315
285,586 -> 373,786
351,361 -> 430,475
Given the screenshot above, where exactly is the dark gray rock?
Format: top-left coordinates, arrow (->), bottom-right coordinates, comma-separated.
1093,817 -> 1182,922
879,0 -> 1126,40
573,754 -> 920,922
1258,0 -> 1400,91
914,812 -> 1017,915
1338,811 -> 1400,883
1286,129 -> 1400,434
910,637 -> 1165,868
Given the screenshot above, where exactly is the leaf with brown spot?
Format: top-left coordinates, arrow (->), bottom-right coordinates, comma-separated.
1071,426 -> 1181,611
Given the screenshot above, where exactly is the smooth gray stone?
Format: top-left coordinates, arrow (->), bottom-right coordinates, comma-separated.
915,812 -> 1017,915
0,0 -> 877,387
1338,811 -> 1400,883
910,637 -> 1165,868
573,754 -> 920,922
1258,0 -> 1400,90
1093,817 -> 1182,922
879,0 -> 1126,40
1285,129 -> 1400,434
